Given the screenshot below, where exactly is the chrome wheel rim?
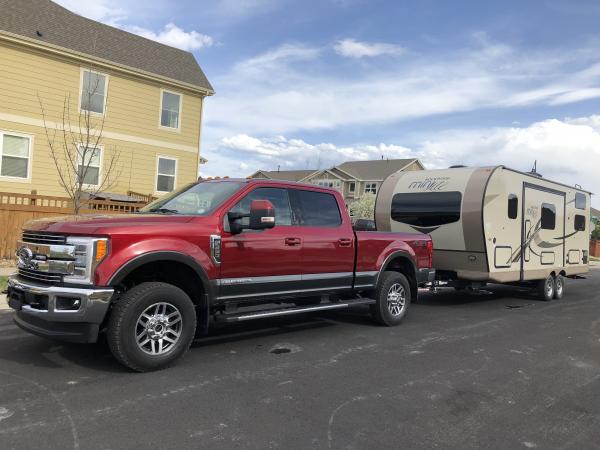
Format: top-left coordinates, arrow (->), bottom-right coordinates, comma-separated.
135,302 -> 182,355
387,283 -> 406,316
555,277 -> 563,296
545,278 -> 554,298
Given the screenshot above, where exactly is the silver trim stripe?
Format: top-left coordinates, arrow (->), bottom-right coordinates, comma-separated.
216,272 -> 354,286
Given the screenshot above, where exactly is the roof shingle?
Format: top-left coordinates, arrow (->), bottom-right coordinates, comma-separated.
0,0 -> 213,92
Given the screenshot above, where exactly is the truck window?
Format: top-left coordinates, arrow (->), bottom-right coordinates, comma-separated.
230,187 -> 292,226
574,214 -> 586,231
541,203 -> 556,230
290,189 -> 342,227
575,193 -> 586,210
391,191 -> 462,227
508,194 -> 518,219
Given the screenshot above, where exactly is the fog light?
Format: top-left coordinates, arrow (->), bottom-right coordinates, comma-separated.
56,297 -> 82,311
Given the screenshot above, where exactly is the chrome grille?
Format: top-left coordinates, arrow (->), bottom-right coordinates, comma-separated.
22,232 -> 67,245
18,268 -> 63,283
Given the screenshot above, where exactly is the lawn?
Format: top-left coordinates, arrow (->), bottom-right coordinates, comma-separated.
0,276 -> 7,293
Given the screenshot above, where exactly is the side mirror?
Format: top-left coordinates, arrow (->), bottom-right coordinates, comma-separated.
249,199 -> 276,230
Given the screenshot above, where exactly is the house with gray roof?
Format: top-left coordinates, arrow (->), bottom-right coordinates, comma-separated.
249,158 -> 424,203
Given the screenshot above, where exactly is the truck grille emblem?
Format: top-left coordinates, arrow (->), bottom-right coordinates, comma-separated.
16,246 -> 36,270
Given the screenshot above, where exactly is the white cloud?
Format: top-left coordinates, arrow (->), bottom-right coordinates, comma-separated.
234,44 -> 321,74
125,23 -> 213,51
204,116 -> 600,206
55,0 -> 213,51
334,38 -> 405,58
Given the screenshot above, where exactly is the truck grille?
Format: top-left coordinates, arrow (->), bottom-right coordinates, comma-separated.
21,232 -> 67,245
18,267 -> 63,283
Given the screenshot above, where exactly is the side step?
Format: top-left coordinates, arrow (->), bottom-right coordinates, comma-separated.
215,298 -> 376,323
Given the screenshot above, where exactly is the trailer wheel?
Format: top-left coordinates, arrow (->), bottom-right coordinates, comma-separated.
107,282 -> 197,372
553,275 -> 564,300
537,275 -> 555,302
370,271 -> 411,326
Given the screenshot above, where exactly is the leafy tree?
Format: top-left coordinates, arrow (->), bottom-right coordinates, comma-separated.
349,194 -> 376,219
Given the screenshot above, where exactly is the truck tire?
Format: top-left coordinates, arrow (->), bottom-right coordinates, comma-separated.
537,275 -> 555,302
370,271 -> 411,326
107,282 -> 197,372
553,275 -> 564,300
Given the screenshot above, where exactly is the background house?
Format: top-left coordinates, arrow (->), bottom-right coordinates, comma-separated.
0,0 -> 213,198
250,158 -> 424,203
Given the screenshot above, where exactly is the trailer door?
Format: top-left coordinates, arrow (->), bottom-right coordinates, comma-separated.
521,184 -> 565,280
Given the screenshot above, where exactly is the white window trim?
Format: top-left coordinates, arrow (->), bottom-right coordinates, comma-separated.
0,130 -> 33,183
79,68 -> 109,117
365,182 -> 378,194
158,89 -> 183,132
76,144 -> 103,189
155,155 -> 178,194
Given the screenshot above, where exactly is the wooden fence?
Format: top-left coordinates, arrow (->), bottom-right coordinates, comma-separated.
590,240 -> 600,258
0,191 -> 147,260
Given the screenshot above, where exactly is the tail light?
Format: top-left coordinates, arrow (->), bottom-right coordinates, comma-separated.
409,239 -> 433,268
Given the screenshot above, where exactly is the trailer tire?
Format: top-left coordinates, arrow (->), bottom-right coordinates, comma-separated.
553,275 -> 564,300
107,282 -> 197,372
537,275 -> 555,302
370,271 -> 411,326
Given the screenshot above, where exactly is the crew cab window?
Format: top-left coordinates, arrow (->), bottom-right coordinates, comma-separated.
391,191 -> 462,227
229,187 -> 292,227
290,189 -> 342,227
541,203 -> 556,230
574,214 -> 586,231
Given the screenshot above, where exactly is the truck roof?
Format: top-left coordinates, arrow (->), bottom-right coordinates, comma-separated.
199,177 -> 340,192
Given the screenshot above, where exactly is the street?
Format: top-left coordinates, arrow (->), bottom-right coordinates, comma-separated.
1,271 -> 600,449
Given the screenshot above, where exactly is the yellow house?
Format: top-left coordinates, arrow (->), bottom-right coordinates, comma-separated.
0,0 -> 214,199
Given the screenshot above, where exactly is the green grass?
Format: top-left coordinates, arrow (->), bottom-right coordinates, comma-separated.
0,276 -> 7,293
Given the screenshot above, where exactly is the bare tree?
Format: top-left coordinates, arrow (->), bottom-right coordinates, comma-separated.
38,68 -> 121,214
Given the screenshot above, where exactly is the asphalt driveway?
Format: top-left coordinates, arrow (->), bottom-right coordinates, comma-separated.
1,270 -> 599,449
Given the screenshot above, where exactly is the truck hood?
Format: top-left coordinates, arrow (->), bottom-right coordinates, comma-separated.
23,213 -> 196,235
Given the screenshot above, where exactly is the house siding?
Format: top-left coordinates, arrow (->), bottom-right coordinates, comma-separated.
0,40 -> 203,196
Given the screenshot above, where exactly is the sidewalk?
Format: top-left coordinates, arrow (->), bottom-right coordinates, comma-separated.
0,266 -> 15,310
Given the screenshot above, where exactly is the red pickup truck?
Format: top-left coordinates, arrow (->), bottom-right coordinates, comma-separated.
7,179 -> 434,371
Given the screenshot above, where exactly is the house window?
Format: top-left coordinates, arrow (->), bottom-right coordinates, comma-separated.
365,183 -> 377,194
77,146 -> 102,186
349,182 -> 356,193
156,156 -> 177,192
0,132 -> 31,179
160,90 -> 182,129
80,70 -> 108,114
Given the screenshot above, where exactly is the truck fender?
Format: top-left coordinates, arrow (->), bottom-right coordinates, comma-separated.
374,250 -> 418,297
107,251 -> 214,332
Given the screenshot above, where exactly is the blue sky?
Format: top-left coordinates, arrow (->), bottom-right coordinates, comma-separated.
57,0 -> 600,203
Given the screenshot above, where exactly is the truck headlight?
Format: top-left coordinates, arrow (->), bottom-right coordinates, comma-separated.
64,237 -> 108,284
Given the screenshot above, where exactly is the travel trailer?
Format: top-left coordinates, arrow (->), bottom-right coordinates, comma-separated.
375,166 -> 591,300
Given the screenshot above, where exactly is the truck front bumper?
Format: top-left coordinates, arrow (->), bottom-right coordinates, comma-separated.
417,268 -> 436,286
7,276 -> 114,343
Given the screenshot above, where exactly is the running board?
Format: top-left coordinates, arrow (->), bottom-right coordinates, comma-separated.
215,298 -> 376,323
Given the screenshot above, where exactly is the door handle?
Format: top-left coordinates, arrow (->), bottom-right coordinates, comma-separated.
338,238 -> 353,247
285,237 -> 301,246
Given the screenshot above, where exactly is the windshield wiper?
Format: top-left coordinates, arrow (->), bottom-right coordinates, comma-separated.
147,207 -> 179,214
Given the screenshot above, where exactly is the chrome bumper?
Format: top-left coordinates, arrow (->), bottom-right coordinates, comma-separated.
7,276 -> 114,343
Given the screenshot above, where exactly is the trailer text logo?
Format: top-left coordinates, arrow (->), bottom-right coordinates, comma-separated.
407,177 -> 450,191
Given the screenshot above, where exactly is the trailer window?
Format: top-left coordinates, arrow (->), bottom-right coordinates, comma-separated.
541,203 -> 556,230
575,193 -> 586,210
574,214 -> 586,231
391,191 -> 462,227
508,194 -> 518,219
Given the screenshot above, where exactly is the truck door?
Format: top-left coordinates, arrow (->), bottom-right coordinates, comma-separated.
521,185 -> 565,280
288,188 -> 355,292
219,187 -> 304,301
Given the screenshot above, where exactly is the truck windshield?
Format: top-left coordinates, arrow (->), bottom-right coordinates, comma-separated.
140,182 -> 243,216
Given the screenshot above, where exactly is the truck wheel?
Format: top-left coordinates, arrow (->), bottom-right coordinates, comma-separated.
537,275 -> 555,302
553,275 -> 564,300
370,271 -> 411,326
107,282 -> 197,372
